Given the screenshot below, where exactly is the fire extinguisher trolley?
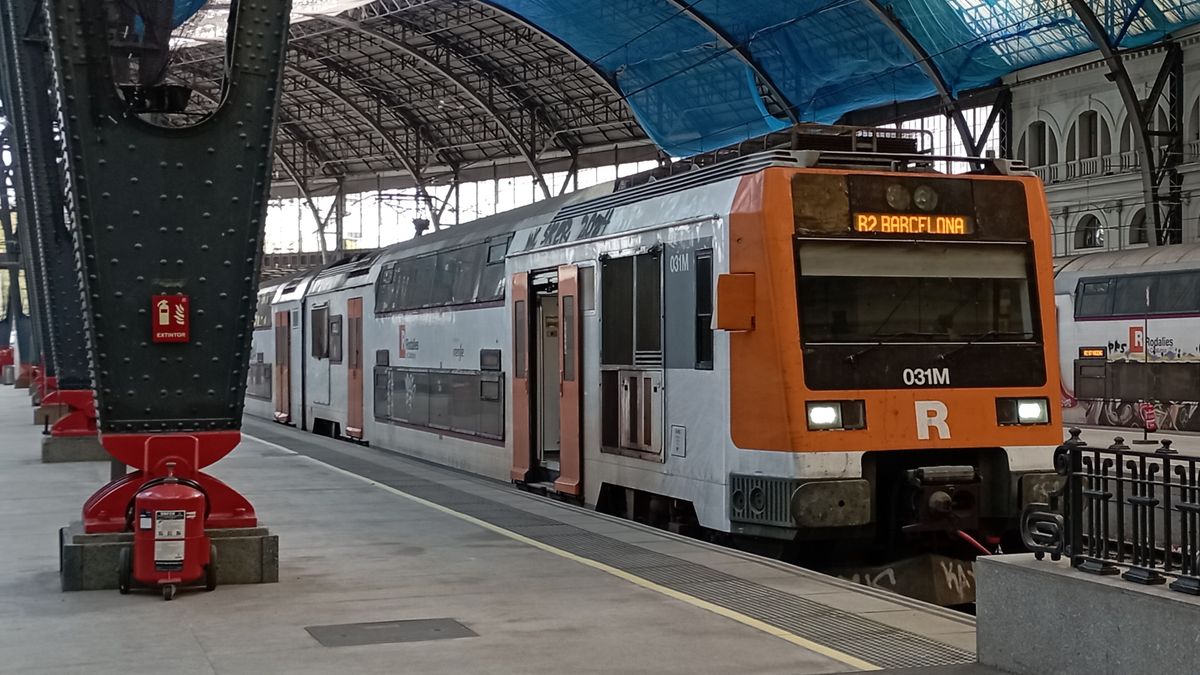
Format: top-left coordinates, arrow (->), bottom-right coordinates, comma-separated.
119,462 -> 218,600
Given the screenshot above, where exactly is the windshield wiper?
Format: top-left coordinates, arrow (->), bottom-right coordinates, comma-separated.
843,332 -> 947,365
937,330 -> 1035,361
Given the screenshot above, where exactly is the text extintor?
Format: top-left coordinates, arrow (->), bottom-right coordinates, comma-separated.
152,294 -> 190,343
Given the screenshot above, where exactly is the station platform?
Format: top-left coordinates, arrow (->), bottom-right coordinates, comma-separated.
0,385 -> 990,674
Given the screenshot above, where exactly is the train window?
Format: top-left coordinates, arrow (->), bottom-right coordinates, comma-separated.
635,252 -> 663,356
579,266 -> 596,312
514,300 -> 528,378
253,293 -> 273,330
328,315 -> 343,364
563,296 -> 576,382
403,255 -> 436,308
797,242 -> 1036,343
601,256 -> 635,365
311,306 -> 329,358
373,367 -> 390,420
376,349 -> 390,366
1075,279 -> 1112,318
445,244 -> 484,304
1154,272 -> 1200,313
695,250 -> 714,369
487,240 -> 507,264
1111,276 -> 1156,316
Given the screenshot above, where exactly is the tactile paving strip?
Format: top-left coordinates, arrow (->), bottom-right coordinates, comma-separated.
246,421 -> 975,668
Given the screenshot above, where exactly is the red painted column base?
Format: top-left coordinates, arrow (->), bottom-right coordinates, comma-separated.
43,389 -> 97,437
82,470 -> 257,533
81,431 -> 256,534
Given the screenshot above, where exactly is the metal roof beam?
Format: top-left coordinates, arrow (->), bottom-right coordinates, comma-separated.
287,63 -> 430,189
860,0 -> 977,155
661,0 -> 798,125
312,14 -> 551,198
1066,0 -> 1162,246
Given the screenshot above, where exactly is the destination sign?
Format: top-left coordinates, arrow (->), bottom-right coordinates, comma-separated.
853,213 -> 975,236
1079,347 -> 1107,358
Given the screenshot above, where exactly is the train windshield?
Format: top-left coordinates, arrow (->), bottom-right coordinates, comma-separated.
797,241 -> 1038,344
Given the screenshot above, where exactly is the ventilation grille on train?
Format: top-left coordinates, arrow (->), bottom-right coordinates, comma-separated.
633,350 -> 663,368
729,475 -> 801,529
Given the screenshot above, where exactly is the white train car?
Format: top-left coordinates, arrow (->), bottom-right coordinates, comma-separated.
250,151 -> 1066,602
1056,243 -> 1200,431
245,282 -> 281,419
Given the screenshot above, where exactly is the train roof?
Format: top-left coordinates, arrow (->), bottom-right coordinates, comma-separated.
1054,242 -> 1200,291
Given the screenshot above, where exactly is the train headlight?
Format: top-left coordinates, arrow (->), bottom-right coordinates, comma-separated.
913,185 -> 938,211
886,184 -> 911,210
996,397 -> 1050,426
807,403 -> 841,430
806,400 -> 866,431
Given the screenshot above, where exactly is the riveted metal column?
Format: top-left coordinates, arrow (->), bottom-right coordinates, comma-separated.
0,0 -> 91,394
44,0 -> 292,532
1066,0 -> 1163,246
0,147 -> 48,378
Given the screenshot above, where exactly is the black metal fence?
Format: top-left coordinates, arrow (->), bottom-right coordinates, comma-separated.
1021,428 -> 1200,594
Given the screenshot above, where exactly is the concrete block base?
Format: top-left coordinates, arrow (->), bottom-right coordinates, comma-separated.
41,435 -> 110,463
33,404 -> 67,426
59,522 -> 279,591
977,554 -> 1200,675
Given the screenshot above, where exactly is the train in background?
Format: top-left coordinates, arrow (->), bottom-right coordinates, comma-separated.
246,150 -> 1064,605
1056,244 -> 1200,432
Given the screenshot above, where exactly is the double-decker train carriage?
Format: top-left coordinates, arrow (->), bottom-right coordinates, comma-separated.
249,150 -> 1064,604
1056,243 -> 1200,432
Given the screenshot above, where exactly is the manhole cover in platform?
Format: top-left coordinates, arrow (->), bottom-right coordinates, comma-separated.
305,618 -> 477,647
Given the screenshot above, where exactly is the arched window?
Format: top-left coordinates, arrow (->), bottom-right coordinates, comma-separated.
1129,209 -> 1147,245
1074,214 -> 1104,250
1189,97 -> 1199,142
1079,110 -> 1100,159
1028,121 -> 1048,167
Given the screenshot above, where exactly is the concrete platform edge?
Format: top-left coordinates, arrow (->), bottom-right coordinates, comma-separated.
977,554 -> 1200,675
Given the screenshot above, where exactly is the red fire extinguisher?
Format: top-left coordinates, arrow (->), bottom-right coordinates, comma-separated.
119,463 -> 217,600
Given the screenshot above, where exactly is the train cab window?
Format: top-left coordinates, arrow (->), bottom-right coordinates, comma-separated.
1074,279 -> 1111,318
254,293 -> 273,330
797,241 -> 1037,343
328,315 -> 343,364
695,250 -> 714,369
311,306 -> 329,358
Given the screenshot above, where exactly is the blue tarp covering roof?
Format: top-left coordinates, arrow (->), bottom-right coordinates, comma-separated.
489,0 -> 1200,156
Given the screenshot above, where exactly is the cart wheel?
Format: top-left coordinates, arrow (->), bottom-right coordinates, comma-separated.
162,584 -> 176,601
118,547 -> 131,595
204,544 -> 218,591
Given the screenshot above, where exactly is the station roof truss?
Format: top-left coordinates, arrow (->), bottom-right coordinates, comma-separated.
165,0 -> 1200,198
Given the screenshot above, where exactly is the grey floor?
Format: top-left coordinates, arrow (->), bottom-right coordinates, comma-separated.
0,385 -> 984,674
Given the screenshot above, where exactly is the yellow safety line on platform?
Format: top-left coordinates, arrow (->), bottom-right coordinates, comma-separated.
244,434 -> 881,672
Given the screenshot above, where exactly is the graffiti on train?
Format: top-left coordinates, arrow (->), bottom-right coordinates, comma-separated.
1064,398 -> 1200,432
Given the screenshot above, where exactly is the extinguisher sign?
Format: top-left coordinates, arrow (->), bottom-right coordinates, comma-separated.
154,510 -> 186,563
152,295 -> 190,343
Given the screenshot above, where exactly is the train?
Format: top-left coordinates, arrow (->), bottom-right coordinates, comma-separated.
245,150 -> 1065,605
1056,243 -> 1200,432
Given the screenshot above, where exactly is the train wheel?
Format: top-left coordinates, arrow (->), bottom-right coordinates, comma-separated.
118,547 -> 131,595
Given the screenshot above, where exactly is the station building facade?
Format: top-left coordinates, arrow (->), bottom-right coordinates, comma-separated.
1006,26 -> 1200,256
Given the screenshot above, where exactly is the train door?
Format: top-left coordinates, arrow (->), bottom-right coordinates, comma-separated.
273,310 -> 291,423
346,297 -> 364,439
555,265 -> 582,496
510,268 -> 582,495
511,273 -> 532,482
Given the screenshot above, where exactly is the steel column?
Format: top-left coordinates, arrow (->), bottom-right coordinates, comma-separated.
0,0 -> 91,392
